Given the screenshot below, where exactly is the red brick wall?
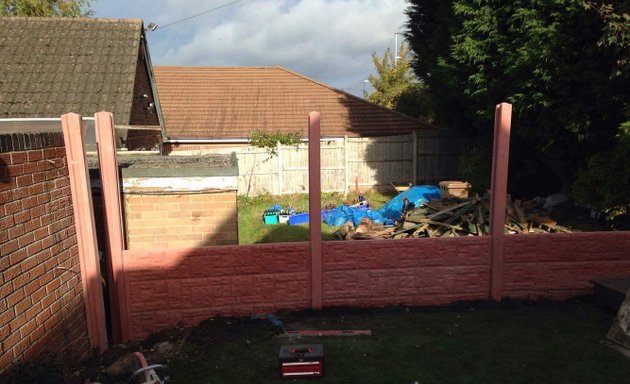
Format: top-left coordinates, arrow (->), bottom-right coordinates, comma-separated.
123,192 -> 238,250
122,243 -> 310,338
0,133 -> 89,372
120,231 -> 630,340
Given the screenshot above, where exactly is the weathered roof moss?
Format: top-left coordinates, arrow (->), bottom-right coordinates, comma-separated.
0,17 -> 144,125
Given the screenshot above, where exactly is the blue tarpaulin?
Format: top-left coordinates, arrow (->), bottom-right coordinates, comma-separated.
322,185 -> 442,227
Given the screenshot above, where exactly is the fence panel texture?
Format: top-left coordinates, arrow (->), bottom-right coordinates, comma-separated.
175,133 -> 463,195
119,231 -> 630,340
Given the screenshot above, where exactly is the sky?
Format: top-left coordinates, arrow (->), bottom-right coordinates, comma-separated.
93,0 -> 410,96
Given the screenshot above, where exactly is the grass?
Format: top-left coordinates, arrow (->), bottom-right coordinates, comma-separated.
237,191 -> 395,244
162,299 -> 628,384
5,299 -> 627,383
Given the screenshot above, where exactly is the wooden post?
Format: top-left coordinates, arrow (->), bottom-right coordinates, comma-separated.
308,112 -> 323,310
60,113 -> 108,353
489,103 -> 512,301
344,135 -> 349,194
94,111 -> 128,342
277,141 -> 282,194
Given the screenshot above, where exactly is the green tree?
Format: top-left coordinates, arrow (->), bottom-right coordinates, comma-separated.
405,0 -> 628,199
0,0 -> 92,17
573,1 -> 630,219
364,42 -> 418,109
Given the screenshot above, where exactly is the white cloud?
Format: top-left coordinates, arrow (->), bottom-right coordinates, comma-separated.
94,0 -> 409,95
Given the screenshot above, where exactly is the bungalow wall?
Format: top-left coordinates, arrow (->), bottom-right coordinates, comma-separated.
0,131 -> 90,373
115,161 -> 240,250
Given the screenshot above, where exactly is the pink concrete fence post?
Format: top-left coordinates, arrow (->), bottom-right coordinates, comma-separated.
308,111 -> 323,310
489,103 -> 513,301
95,111 -> 128,343
60,113 -> 108,353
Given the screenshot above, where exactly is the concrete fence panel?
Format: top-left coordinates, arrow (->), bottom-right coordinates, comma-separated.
119,232 -> 630,341
121,243 -> 311,339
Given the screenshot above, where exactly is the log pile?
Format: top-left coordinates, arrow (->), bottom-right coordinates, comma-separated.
335,195 -> 571,240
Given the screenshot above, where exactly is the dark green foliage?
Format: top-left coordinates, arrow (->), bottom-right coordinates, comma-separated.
573,124 -> 630,219
0,0 -> 92,16
394,83 -> 435,124
573,2 -> 630,219
405,0 -> 629,204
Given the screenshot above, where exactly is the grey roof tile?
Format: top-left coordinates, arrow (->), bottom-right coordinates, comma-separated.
0,17 -> 144,124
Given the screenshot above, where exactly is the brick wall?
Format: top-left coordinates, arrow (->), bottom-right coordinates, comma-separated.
0,132 -> 89,372
119,231 -> 630,340
322,237 -> 492,307
504,232 -> 630,299
124,192 -> 238,250
122,243 -> 310,338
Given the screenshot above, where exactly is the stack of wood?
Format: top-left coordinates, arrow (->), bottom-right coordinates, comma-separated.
335,195 -> 571,240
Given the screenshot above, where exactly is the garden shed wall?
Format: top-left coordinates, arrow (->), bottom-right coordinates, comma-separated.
124,192 -> 238,250
109,155 -> 240,250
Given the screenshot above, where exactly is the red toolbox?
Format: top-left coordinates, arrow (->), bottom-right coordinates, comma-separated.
278,344 -> 324,378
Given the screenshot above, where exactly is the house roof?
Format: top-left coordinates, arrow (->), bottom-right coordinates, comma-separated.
153,66 -> 435,139
0,17 -> 145,125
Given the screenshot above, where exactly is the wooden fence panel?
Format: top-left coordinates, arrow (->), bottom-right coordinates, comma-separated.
416,132 -> 464,185
347,136 -> 414,189
176,133 -> 463,195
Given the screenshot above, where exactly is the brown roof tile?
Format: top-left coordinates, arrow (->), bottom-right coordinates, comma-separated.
0,17 -> 143,125
153,66 -> 435,138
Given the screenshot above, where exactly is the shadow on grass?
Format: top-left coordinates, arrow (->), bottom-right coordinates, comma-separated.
257,223 -> 338,244
162,298 -> 625,384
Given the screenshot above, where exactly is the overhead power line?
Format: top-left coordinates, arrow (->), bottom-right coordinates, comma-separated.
155,0 -> 244,31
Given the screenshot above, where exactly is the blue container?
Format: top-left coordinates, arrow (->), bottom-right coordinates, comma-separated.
288,213 -> 309,225
288,210 -> 335,225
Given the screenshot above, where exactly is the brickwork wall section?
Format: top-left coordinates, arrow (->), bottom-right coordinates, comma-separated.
120,231 -> 630,340
322,237 -> 492,307
123,192 -> 238,250
122,243 -> 310,338
0,132 -> 89,372
504,232 -> 630,299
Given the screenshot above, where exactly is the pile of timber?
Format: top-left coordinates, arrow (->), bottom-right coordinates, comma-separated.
336,195 -> 571,240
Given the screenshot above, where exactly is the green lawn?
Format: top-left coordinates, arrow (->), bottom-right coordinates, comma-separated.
6,300 -> 627,383
165,299 -> 627,384
237,191 -> 395,244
